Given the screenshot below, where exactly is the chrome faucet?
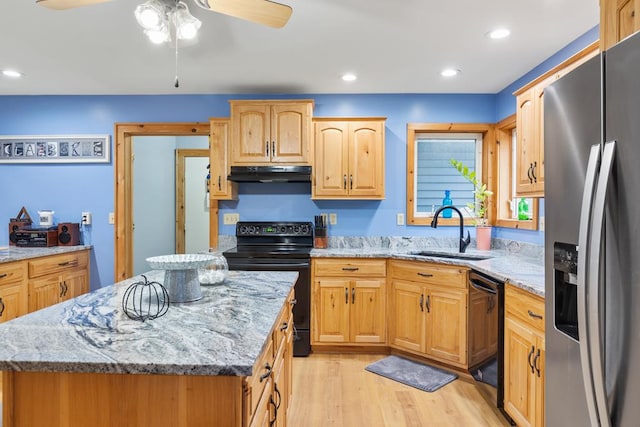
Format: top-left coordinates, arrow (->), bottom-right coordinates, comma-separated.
430,205 -> 471,253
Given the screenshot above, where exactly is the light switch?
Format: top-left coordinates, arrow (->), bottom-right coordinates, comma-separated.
329,213 -> 337,225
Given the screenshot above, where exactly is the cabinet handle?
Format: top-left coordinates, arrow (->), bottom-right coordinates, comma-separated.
533,348 -> 541,377
532,161 -> 538,183
59,282 -> 65,298
0,297 -> 4,317
58,260 -> 77,267
527,163 -> 533,184
345,287 -> 349,304
274,382 -> 282,410
350,174 -> 353,190
425,295 -> 431,313
280,322 -> 288,332
527,345 -> 535,373
352,288 -> 355,304
63,281 -> 69,296
528,309 -> 543,320
259,363 -> 272,382
0,273 -> 7,279
417,272 -> 433,278
290,298 -> 297,306
272,141 -> 276,158
269,394 -> 278,426
342,267 -> 359,271
419,294 -> 424,312
265,141 -> 269,157
217,175 -> 222,191
343,175 -> 347,189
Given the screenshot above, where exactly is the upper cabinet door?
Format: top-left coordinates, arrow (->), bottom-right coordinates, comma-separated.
313,121 -> 349,197
231,103 -> 271,164
515,90 -> 539,195
270,103 -> 312,163
209,118 -> 236,200
230,100 -> 313,165
600,0 -> 640,50
348,121 -> 385,198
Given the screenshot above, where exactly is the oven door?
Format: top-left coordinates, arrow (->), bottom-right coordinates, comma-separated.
226,257 -> 311,356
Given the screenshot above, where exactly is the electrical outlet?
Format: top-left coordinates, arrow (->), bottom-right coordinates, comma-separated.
223,213 -> 240,225
108,212 -> 115,225
539,216 -> 545,232
81,211 -> 92,225
329,213 -> 337,225
396,213 -> 405,225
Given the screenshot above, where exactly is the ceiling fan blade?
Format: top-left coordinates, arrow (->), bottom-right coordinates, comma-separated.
36,0 -> 113,10
196,0 -> 292,29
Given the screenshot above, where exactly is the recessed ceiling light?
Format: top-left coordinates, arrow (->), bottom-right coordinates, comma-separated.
341,73 -> 357,82
441,68 -> 460,77
486,28 -> 510,40
2,69 -> 23,78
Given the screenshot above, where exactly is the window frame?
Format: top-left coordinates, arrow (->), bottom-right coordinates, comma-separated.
406,123 -> 494,227
494,114 -> 539,230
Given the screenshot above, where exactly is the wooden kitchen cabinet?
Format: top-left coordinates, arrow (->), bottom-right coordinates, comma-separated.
312,258 -> 387,346
27,250 -> 89,312
230,100 -> 313,165
388,260 -> 469,368
468,286 -> 498,367
312,118 -> 386,199
601,0 -> 640,50
0,261 -> 28,323
504,284 -> 545,427
209,118 -> 237,200
513,42 -> 598,197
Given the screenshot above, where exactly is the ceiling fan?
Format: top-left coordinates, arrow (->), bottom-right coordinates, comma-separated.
35,0 -> 293,29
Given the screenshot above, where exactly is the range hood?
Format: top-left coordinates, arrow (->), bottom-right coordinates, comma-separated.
227,165 -> 312,183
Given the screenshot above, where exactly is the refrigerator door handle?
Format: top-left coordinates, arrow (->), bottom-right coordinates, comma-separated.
588,140 -> 616,427
577,143 -> 602,427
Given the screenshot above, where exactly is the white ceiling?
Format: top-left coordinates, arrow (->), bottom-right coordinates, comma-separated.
0,0 -> 599,95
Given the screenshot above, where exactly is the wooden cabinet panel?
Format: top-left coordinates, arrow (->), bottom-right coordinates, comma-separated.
504,284 -> 545,427
350,279 -> 386,343
28,275 -> 61,312
389,260 -> 467,288
424,285 -> 467,365
28,251 -> 88,279
209,118 -> 236,200
230,100 -> 313,165
0,262 -> 26,286
312,258 -> 386,346
312,118 -> 385,199
0,282 -> 28,323
601,0 -> 640,50
389,280 -> 424,353
468,289 -> 498,367
60,269 -> 89,302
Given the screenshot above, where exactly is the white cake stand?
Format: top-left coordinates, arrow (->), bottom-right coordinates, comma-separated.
146,254 -> 215,303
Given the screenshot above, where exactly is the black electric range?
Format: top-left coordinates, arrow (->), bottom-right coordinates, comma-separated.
223,221 -> 313,356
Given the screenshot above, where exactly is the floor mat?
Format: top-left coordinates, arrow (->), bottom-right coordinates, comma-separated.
365,355 -> 457,392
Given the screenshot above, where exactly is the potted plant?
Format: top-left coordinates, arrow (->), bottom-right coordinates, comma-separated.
450,159 -> 493,250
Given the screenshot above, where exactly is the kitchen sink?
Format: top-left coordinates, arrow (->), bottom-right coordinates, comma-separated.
410,250 -> 492,261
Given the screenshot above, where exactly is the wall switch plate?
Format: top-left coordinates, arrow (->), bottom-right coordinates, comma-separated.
396,213 -> 405,225
223,213 -> 240,225
329,213 -> 337,225
108,212 -> 115,225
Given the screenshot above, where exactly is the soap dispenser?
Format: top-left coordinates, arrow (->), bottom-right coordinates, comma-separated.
442,190 -> 453,218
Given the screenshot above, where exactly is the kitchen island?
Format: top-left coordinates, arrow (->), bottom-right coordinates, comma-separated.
0,269 -> 297,427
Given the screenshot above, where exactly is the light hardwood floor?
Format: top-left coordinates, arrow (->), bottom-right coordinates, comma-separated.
287,354 -> 511,427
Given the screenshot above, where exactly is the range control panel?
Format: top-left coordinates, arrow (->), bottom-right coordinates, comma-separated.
236,222 -> 313,237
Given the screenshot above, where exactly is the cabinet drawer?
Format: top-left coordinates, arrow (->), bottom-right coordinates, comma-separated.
244,332 -> 274,425
28,251 -> 88,279
389,260 -> 468,288
505,284 -> 545,333
313,258 -> 386,277
0,261 -> 26,286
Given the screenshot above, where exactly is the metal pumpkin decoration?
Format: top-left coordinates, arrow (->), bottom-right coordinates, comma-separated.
122,275 -> 170,321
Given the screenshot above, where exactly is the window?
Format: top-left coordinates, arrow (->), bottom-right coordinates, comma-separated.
495,115 -> 539,229
406,123 -> 493,226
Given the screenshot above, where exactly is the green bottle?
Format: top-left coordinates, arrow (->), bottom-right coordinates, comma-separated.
518,198 -> 529,220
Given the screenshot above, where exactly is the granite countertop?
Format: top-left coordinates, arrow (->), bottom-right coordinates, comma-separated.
0,270 -> 297,376
311,244 -> 544,297
0,245 -> 91,263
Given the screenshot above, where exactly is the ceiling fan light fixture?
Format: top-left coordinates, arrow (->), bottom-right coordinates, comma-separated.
174,2 -> 201,40
146,26 -> 171,44
135,0 -> 167,30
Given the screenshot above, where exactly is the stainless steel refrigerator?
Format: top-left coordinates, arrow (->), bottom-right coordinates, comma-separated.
545,31 -> 640,426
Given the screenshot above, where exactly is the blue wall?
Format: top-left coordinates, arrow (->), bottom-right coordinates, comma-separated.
0,28 -> 598,288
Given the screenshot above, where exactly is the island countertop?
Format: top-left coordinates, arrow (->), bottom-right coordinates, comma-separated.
0,270 -> 297,377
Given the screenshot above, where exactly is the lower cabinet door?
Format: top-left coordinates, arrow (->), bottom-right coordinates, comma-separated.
28,276 -> 61,312
389,280 -> 424,353
61,269 -> 89,301
350,279 -> 386,343
314,278 -> 350,343
0,282 -> 28,322
504,317 -> 537,427
425,285 -> 467,365
249,377 -> 274,427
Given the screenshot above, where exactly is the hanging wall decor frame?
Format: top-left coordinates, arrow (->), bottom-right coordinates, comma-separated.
0,135 -> 110,164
